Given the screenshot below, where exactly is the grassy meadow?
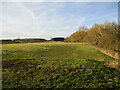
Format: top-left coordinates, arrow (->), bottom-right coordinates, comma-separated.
2,42 -> 120,88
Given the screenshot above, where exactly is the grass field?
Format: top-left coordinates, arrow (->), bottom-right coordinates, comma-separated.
2,42 -> 120,88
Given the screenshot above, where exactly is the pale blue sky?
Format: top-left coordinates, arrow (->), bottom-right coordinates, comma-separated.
2,2 -> 118,40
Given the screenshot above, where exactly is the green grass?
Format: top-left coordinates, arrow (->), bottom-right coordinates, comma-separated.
2,42 -> 120,88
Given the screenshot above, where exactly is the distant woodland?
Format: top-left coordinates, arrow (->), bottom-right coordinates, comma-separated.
1,21 -> 119,51
65,21 -> 119,50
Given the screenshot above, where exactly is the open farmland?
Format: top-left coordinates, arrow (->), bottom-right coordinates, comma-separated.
2,42 -> 120,88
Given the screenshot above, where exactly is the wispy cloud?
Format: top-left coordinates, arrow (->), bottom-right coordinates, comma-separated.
2,2 -> 118,39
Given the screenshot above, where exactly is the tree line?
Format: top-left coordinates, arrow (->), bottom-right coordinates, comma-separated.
65,21 -> 119,50
1,37 -> 65,44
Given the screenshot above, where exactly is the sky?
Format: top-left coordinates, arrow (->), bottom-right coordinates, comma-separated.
1,2 -> 118,40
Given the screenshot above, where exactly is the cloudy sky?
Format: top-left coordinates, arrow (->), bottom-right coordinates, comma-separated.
1,2 -> 118,40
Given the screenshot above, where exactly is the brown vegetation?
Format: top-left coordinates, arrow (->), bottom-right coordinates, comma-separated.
65,21 -> 120,70
65,21 -> 119,50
